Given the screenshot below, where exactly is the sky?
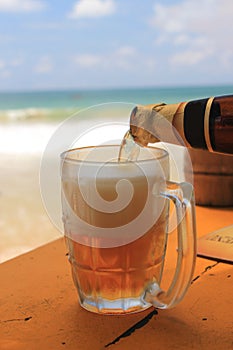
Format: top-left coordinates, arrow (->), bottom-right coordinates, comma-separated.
0,0 -> 233,91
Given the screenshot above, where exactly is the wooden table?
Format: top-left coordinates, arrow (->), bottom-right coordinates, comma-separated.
1,206 -> 232,350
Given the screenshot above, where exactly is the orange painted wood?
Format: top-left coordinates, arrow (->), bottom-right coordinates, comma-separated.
0,206 -> 232,350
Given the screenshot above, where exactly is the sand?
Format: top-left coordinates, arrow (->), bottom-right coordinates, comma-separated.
0,153 -> 61,263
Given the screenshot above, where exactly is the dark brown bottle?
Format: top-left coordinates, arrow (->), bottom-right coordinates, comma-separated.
129,95 -> 233,155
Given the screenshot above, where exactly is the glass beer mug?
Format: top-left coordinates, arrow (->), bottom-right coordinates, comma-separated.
61,145 -> 196,314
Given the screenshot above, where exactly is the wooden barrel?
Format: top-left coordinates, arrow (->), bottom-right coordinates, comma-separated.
184,149 -> 233,206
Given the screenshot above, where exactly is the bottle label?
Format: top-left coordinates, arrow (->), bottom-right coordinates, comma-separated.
204,97 -> 214,152
184,98 -> 209,149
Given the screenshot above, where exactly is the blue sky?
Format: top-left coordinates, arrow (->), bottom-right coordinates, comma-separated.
0,0 -> 233,91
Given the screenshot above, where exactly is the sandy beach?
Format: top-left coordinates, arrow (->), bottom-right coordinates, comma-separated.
0,103 -> 131,264
0,153 -> 60,263
0,113 -> 128,263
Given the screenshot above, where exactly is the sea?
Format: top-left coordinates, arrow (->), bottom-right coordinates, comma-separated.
1,84 -> 233,155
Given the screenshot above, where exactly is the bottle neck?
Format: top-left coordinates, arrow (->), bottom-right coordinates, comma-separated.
129,95 -> 233,155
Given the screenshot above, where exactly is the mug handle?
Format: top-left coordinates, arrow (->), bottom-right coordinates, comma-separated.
144,181 -> 196,309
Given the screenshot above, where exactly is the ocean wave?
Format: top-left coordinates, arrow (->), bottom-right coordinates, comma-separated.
0,119 -> 129,155
0,122 -> 59,155
0,108 -> 49,121
0,103 -> 132,155
0,107 -> 75,122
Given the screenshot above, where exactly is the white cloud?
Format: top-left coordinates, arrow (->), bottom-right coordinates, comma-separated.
173,34 -> 190,46
115,46 -> 136,57
152,0 -> 221,34
0,59 -> 5,69
0,70 -> 11,78
151,0 -> 233,67
0,60 -> 11,78
73,46 -> 137,70
35,56 -> 53,73
10,57 -> 24,67
0,57 -> 24,77
68,0 -> 116,19
73,54 -> 102,67
0,55 -> 24,68
0,0 -> 46,12
170,47 -> 213,66
114,46 -> 137,69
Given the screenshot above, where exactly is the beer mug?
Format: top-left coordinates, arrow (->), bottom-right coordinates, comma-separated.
61,145 -> 196,314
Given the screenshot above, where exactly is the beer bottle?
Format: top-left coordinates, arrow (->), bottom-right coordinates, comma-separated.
129,95 -> 233,155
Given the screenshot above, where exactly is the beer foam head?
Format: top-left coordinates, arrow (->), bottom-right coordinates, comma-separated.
61,145 -> 169,248
61,145 -> 169,180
